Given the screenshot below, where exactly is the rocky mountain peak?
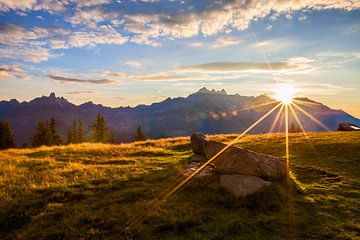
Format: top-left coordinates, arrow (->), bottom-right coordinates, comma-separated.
197,87 -> 227,95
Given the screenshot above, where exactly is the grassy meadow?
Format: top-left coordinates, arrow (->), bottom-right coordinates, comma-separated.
0,132 -> 359,239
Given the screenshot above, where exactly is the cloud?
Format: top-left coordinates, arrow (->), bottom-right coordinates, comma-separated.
133,72 -> 190,81
0,22 -> 127,62
1,0 -> 359,61
315,51 -> 360,68
66,90 -> 94,94
0,23 -> 70,62
0,70 -> 14,79
0,64 -> 28,79
211,36 -> 241,48
189,42 -> 204,48
0,65 -> 24,73
251,38 -> 292,52
119,0 -> 360,45
298,15 -> 307,21
0,0 -> 37,11
48,74 -> 116,84
122,60 -> 142,69
177,61 -> 303,73
0,0 -> 70,13
67,7 -> 119,26
75,0 -> 112,8
95,70 -> 126,81
67,25 -> 128,48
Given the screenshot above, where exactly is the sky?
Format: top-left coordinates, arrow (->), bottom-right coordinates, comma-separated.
0,0 -> 359,117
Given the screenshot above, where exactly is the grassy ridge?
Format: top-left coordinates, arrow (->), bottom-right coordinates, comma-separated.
0,132 -> 359,239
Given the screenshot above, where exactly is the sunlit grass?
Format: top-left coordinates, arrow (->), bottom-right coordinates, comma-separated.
0,132 -> 359,239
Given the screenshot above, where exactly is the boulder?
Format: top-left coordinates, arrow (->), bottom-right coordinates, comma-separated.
337,122 -> 360,131
220,175 -> 271,197
190,132 -> 286,180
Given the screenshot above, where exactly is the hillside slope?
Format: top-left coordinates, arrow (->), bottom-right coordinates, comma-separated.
0,132 -> 359,239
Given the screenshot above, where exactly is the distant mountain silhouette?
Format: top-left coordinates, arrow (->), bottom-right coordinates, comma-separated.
1,88 -> 359,146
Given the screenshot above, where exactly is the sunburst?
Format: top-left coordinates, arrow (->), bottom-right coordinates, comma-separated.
123,84 -> 331,231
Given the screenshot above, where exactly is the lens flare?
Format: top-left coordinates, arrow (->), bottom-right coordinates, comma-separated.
274,84 -> 295,105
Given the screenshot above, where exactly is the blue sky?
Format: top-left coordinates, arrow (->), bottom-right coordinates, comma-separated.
0,0 -> 359,116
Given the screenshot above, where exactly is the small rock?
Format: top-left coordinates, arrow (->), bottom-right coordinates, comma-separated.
220,174 -> 271,197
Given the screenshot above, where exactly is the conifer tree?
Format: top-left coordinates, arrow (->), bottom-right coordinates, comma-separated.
89,113 -> 110,143
66,119 -> 84,144
0,120 -> 15,149
67,128 -> 74,144
134,126 -> 147,141
32,121 -> 51,147
49,118 -> 62,145
77,118 -> 83,143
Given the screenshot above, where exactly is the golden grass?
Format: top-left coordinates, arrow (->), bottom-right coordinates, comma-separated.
0,132 -> 359,239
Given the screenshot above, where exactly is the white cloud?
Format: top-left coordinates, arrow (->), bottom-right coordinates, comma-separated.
251,39 -> 292,52
133,72 -> 190,81
67,25 -> 128,48
298,15 -> 307,21
1,0 -> 360,61
122,60 -> 142,69
75,0 -> 112,7
0,23 -> 70,62
211,36 -> 241,48
189,42 -> 204,48
95,70 -> 126,81
0,0 -> 37,11
0,22 -> 128,62
67,7 -> 119,26
266,25 -> 272,30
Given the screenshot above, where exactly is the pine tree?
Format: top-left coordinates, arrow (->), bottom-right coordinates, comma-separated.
32,121 -> 51,147
135,126 -> 147,141
72,120 -> 77,143
89,113 -> 109,143
67,128 -> 74,144
0,120 -> 15,149
77,119 -> 83,143
66,119 -> 84,144
49,118 -> 62,145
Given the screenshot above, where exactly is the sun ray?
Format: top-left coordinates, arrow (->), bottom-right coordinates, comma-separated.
288,104 -> 306,133
238,100 -> 280,112
289,103 -> 324,162
285,104 -> 289,179
293,99 -> 323,107
269,103 -> 285,133
277,108 -> 285,135
292,102 -> 331,131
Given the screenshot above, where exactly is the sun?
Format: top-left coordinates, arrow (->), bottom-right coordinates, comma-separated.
274,84 -> 295,105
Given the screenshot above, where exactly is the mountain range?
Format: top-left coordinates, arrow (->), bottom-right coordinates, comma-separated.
1,87 -> 359,146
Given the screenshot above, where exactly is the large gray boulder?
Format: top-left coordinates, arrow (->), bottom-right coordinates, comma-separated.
220,175 -> 271,197
190,132 -> 286,180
